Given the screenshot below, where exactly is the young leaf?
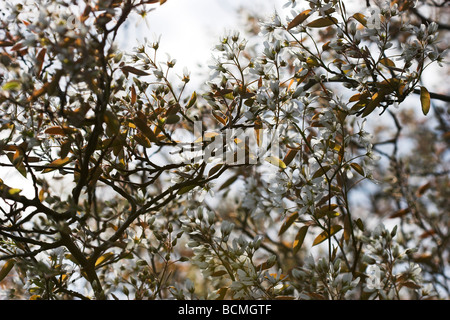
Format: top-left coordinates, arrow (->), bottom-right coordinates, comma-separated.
278,212 -> 299,236
283,148 -> 298,166
287,9 -> 311,30
293,225 -> 309,254
95,252 -> 114,268
130,85 -> 137,105
212,110 -> 227,125
265,156 -> 287,169
352,13 -> 367,26
218,175 -> 238,191
121,66 -> 150,76
306,17 -> 337,28
361,91 -> 384,118
104,110 -> 120,136
2,81 -> 21,91
42,157 -> 71,173
187,91 -> 197,109
379,57 -> 395,68
133,114 -> 158,142
177,184 -> 197,195
208,164 -> 224,177
312,225 -> 342,246
36,48 -> 47,77
420,86 -> 431,115
315,204 -> 339,219
311,165 -> 331,179
0,260 -> 15,282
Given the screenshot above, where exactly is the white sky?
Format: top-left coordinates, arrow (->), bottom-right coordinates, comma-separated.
118,0 -> 287,82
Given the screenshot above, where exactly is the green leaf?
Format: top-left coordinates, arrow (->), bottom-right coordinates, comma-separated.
0,260 -> 15,282
312,225 -> 342,246
315,204 -> 339,219
420,86 -> 431,115
278,212 -> 299,236
306,17 -> 338,28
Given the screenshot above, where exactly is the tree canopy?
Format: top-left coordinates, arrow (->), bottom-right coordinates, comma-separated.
0,0 -> 448,300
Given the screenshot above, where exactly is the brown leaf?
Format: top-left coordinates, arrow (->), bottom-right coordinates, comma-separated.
283,148 -> 298,166
312,225 -> 342,246
287,9 -> 312,30
121,66 -> 150,76
389,207 -> 411,219
130,85 -> 137,105
420,86 -> 431,116
293,225 -> 309,254
306,17 -> 338,28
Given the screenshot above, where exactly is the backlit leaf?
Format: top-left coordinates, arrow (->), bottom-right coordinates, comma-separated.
312,225 -> 342,246
187,91 -> 197,109
306,17 -> 338,28
420,86 -> 431,115
133,114 -> 158,142
278,212 -> 299,236
361,91 -> 384,118
177,184 -> 197,195
265,156 -> 286,169
8,188 -> 22,196
95,252 -> 114,268
352,13 -> 367,26
36,48 -> 47,77
121,66 -> 150,76
293,225 -> 309,254
283,148 -> 298,166
315,204 -> 339,219
130,85 -> 137,105
42,157 -> 71,173
287,9 -> 311,30
212,110 -> 227,125
350,162 -> 365,176
104,110 -> 120,136
218,175 -> 238,191
380,57 -> 395,68
2,81 -> 21,91
208,164 -> 224,177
